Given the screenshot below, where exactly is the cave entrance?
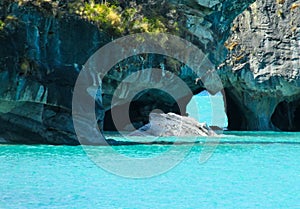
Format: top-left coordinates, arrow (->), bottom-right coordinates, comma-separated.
103,88 -> 188,131
104,89 -> 228,132
224,89 -> 249,130
271,100 -> 300,131
294,106 -> 300,130
186,90 -> 228,130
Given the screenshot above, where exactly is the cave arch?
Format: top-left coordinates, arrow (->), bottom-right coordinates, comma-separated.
103,88 -> 191,131
224,89 -> 248,130
271,100 -> 300,131
186,90 -> 228,130
104,89 -> 229,132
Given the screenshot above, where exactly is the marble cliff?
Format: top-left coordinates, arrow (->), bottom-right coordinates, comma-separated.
0,0 -> 299,144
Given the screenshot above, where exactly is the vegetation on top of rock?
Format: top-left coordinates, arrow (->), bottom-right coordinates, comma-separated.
10,0 -> 179,35
68,1 -> 169,34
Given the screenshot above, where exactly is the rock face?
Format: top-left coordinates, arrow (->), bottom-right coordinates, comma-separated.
0,0 -> 255,144
222,0 -> 300,130
1,0 -> 299,144
0,1 -> 110,144
131,113 -> 216,136
100,0 -> 255,130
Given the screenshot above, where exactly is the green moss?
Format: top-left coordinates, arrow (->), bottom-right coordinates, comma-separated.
74,2 -> 123,33
0,20 -> 5,31
13,0 -> 179,35
67,1 -> 174,35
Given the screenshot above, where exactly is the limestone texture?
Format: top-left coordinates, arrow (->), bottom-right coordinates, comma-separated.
222,0 -> 300,130
1,0 -> 299,144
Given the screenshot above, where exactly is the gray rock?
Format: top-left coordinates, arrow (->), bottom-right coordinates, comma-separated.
222,0 -> 300,131
131,113 -> 216,137
9,0 -> 300,143
0,0 -> 255,144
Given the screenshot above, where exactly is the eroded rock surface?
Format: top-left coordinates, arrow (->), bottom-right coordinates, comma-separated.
131,113 -> 216,136
222,0 -> 300,130
0,0 -> 256,144
4,0 -> 300,143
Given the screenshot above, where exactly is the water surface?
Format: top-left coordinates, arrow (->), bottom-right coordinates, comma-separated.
1,132 -> 299,208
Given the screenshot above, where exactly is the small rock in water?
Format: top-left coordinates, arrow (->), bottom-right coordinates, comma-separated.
130,113 -> 216,137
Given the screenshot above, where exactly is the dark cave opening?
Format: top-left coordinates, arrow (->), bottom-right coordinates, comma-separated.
271,101 -> 292,131
104,88 -> 230,132
224,89 -> 247,130
294,106 -> 300,130
293,104 -> 300,131
271,100 -> 300,131
103,88 -> 186,131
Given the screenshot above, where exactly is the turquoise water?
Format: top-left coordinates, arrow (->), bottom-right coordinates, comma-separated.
1,132 -> 300,208
1,96 -> 299,208
187,93 -> 228,128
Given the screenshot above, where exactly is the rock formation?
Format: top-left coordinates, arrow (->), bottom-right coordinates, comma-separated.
130,112 -> 216,137
0,0 -> 299,144
222,0 -> 300,130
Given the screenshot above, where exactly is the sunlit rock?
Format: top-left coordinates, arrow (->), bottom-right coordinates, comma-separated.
131,113 -> 216,137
